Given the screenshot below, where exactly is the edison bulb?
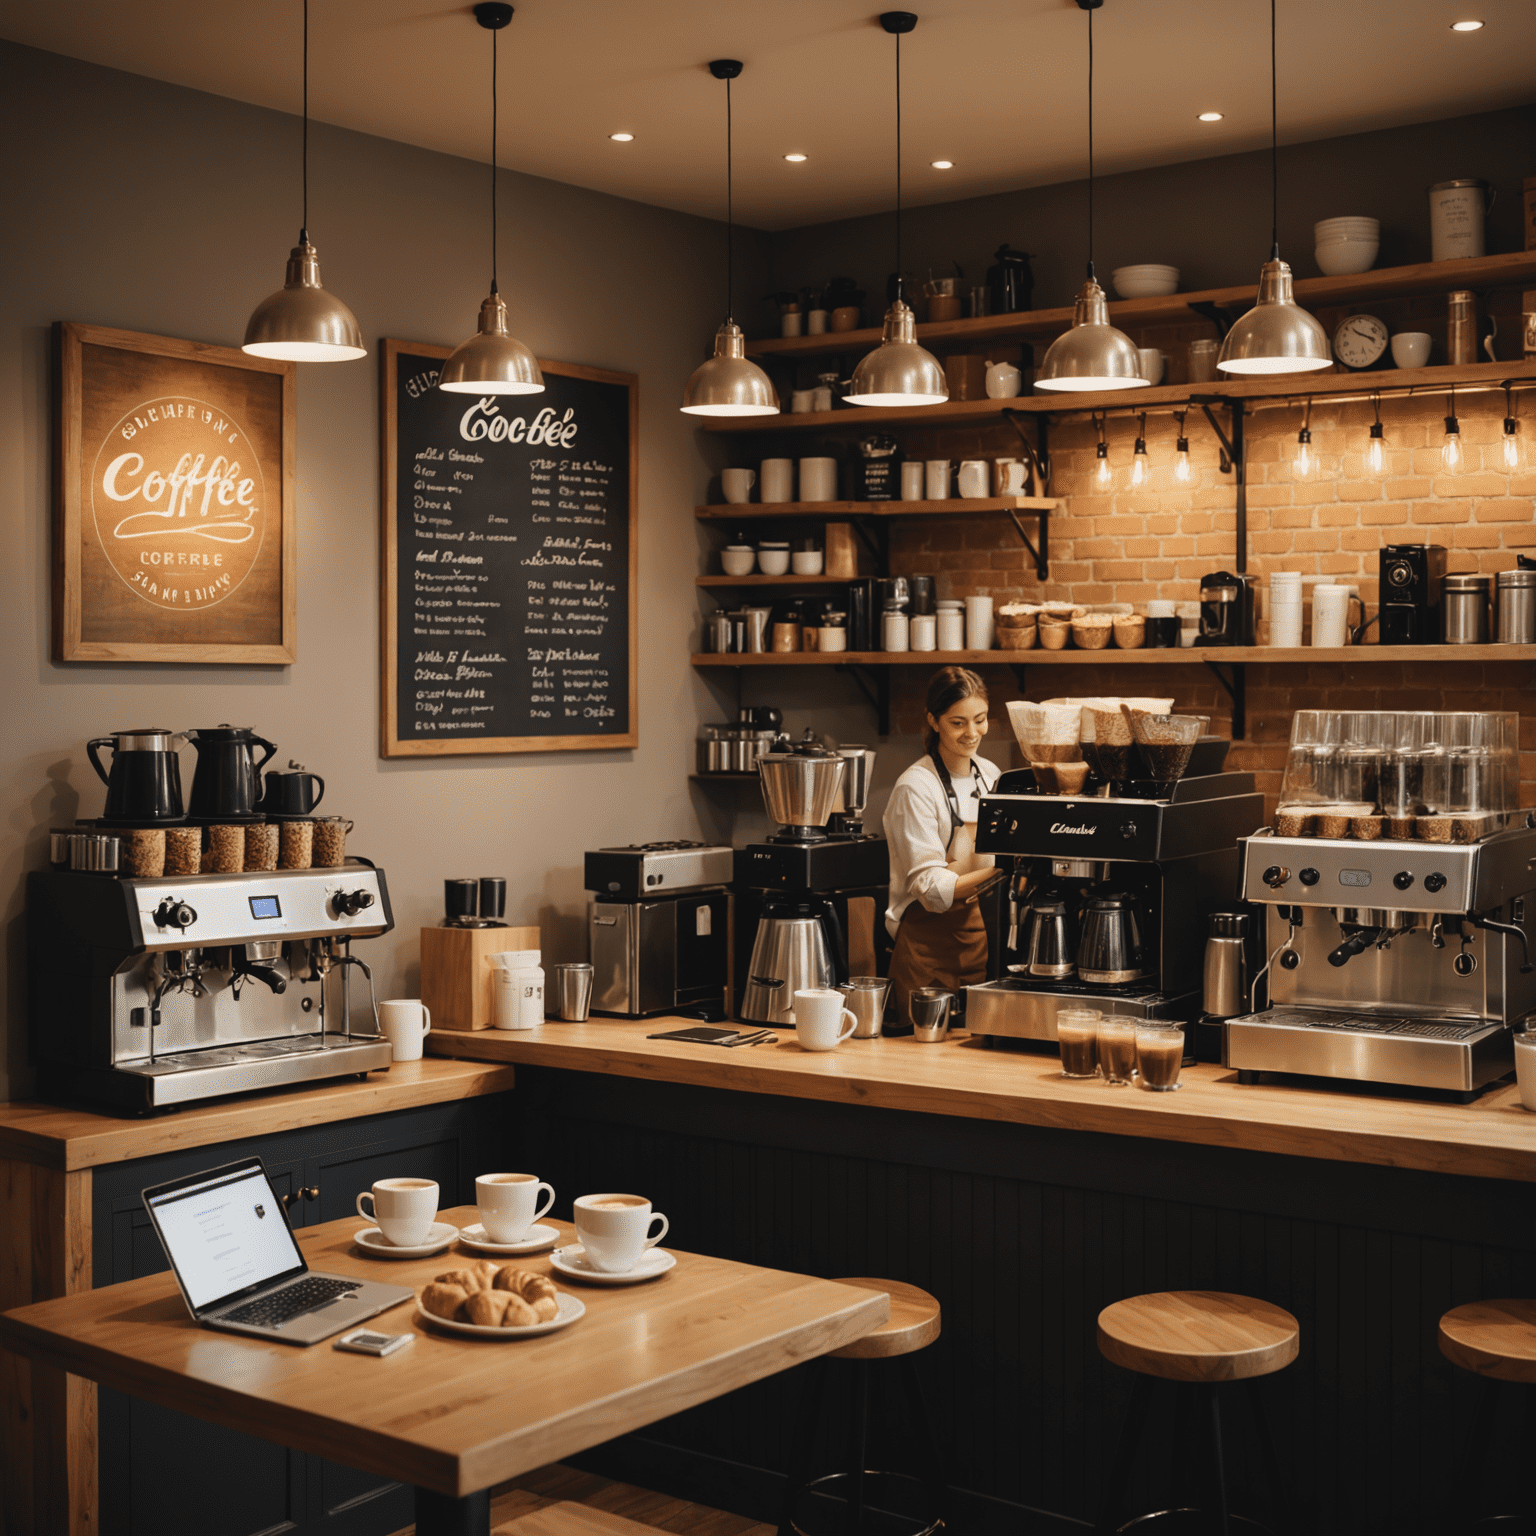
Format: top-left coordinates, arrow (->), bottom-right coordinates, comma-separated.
1504,423 -> 1522,470
1442,420 -> 1463,472
1367,422 -> 1387,478
1130,441 -> 1149,487
1173,437 -> 1192,484
1094,443 -> 1112,488
1294,428 -> 1315,481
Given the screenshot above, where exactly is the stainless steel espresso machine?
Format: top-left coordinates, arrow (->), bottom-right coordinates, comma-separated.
28,862 -> 395,1112
1225,709 -> 1536,1097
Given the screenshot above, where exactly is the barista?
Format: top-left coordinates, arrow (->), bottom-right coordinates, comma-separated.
883,667 -> 1002,1023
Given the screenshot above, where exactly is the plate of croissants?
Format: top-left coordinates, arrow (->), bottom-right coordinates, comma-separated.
416,1260 -> 585,1338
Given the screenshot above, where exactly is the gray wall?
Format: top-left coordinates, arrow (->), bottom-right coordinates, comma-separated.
0,42 -> 769,1098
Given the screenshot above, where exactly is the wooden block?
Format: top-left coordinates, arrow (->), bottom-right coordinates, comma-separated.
824,521 -> 863,579
420,925 -> 541,1031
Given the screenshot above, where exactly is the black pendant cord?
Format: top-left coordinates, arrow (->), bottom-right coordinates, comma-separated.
1269,0 -> 1278,260
300,0 -> 309,240
894,29 -> 903,302
490,22 -> 500,295
725,74 -> 734,323
1085,1 -> 1094,282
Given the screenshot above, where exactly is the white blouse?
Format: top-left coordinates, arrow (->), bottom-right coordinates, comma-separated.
882,753 -> 1001,938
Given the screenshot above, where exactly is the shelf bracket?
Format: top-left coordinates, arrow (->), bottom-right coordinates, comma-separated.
837,663 -> 891,736
1007,663 -> 1029,694
1002,409 -> 1052,493
1003,505 -> 1049,580
1190,395 -> 1247,574
1187,300 -> 1237,341
1203,658 -> 1247,741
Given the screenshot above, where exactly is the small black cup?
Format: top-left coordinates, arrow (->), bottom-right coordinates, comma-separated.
445,878 -> 479,923
479,877 -> 507,920
1145,615 -> 1180,648
260,769 -> 325,816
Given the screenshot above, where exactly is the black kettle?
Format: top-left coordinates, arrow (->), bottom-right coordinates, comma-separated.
87,729 -> 185,822
184,726 -> 278,819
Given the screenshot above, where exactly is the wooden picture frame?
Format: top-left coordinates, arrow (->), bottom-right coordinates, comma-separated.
53,323 -> 297,664
379,339 -> 639,756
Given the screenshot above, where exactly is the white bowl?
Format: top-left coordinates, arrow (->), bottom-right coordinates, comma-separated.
721,549 -> 756,576
1111,265 -> 1181,298
791,551 -> 824,575
1390,331 -> 1432,369
1315,240 -> 1378,276
1315,217 -> 1379,234
757,549 -> 790,576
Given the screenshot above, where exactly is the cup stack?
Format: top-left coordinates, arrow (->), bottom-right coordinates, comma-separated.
1269,572 -> 1303,648
1311,584 -> 1353,648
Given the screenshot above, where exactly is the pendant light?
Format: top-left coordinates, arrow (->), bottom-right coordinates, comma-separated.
243,0 -> 365,361
681,61 -> 778,417
1502,385 -> 1522,470
1035,0 -> 1148,394
440,3 -> 544,396
1366,395 -> 1388,478
1173,411 -> 1194,484
846,12 -> 948,408
1216,0 -> 1330,375
1129,414 -> 1149,486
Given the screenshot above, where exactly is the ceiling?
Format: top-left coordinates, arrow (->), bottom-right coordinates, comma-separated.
2,0 -> 1532,231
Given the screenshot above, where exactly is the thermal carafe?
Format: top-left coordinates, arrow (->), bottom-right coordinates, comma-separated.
739,898 -> 843,1026
87,730 -> 185,822
184,726 -> 278,819
1077,891 -> 1153,985
1202,911 -> 1250,1019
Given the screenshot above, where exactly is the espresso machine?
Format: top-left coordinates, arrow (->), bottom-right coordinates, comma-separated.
1224,709 -> 1534,1097
28,862 -> 395,1112
734,737 -> 889,1027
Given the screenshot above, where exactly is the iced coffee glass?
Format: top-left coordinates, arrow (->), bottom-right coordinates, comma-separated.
1056,1008 -> 1101,1079
1135,1025 -> 1185,1092
1096,1016 -> 1139,1085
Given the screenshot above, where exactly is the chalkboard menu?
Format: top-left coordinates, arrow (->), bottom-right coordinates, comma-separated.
380,339 -> 638,756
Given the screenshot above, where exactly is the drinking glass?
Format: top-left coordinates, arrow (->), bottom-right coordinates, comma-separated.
1134,1025 -> 1185,1092
1096,1016 -> 1139,1085
1056,1008 -> 1101,1079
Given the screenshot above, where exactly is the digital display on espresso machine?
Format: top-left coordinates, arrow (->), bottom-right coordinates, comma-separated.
247,895 -> 282,920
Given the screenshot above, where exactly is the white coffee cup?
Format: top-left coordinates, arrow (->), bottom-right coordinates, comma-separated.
475,1172 -> 556,1245
573,1192 -> 669,1274
761,458 -> 794,503
1311,584 -> 1353,647
994,458 -> 1028,496
1135,348 -> 1166,385
378,999 -> 431,1062
356,1176 -> 439,1247
791,987 -> 857,1051
900,461 -> 926,500
957,460 -> 990,499
924,459 -> 951,500
1391,331 -> 1432,369
722,468 -> 756,504
799,457 -> 838,502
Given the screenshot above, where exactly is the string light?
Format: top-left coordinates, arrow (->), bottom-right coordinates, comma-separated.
1293,400 -> 1315,480
1130,414 -> 1149,486
1173,410 -> 1193,484
1094,413 -> 1113,488
1443,389 -> 1463,473
1504,384 -> 1522,471
1366,394 -> 1387,478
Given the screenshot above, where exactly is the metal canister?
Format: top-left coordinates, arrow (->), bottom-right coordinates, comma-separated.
1441,572 -> 1491,643
1202,911 -> 1249,1020
69,832 -> 121,874
1447,290 -> 1478,366
1496,567 -> 1536,644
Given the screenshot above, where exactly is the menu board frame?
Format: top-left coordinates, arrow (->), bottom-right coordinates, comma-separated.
379,338 -> 639,757
52,322 -> 296,664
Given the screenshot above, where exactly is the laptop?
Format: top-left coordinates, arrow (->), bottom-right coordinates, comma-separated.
143,1157 -> 414,1346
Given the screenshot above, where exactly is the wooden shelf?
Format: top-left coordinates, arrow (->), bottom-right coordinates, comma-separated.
691,644 -> 1536,668
697,573 -> 851,587
695,497 -> 1059,520
743,251 -> 1536,362
700,358 -> 1536,434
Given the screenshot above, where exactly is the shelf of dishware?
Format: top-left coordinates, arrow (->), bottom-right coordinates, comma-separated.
692,643 -> 1536,668
695,497 -> 1059,520
700,357 -> 1536,435
741,251 -> 1536,362
697,574 -> 852,587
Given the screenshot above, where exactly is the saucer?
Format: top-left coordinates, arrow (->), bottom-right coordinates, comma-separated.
548,1245 -> 677,1286
457,1222 -> 559,1255
415,1290 -> 585,1339
353,1221 -> 459,1258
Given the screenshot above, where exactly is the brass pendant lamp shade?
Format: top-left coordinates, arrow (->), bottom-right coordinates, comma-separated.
440,3 -> 544,397
1035,0 -> 1147,394
682,61 -> 778,417
1217,0 -> 1330,375
846,13 -> 947,408
243,0 -> 365,362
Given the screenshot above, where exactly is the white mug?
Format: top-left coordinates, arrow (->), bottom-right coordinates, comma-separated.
1391,332 -> 1432,369
957,460 -> 990,499
900,461 -> 926,500
994,458 -> 1028,496
791,988 -> 857,1051
722,468 -> 756,503
924,459 -> 951,500
1136,348 -> 1166,385
378,999 -> 431,1062
761,458 -> 794,503
356,1176 -> 438,1247
790,389 -> 816,414
475,1172 -> 555,1244
965,594 -> 995,651
799,457 -> 838,502
573,1192 -> 669,1274
1311,585 -> 1353,648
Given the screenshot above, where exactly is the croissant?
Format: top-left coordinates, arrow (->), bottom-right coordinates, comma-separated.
421,1282 -> 470,1321
493,1266 -> 559,1321
465,1289 -> 539,1327
433,1267 -> 488,1294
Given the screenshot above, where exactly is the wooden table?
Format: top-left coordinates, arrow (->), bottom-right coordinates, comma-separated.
0,1207 -> 888,1536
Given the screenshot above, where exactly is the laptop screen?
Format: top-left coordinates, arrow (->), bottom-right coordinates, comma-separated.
145,1159 -> 306,1313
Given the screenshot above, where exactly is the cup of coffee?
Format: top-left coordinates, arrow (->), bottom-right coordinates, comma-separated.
476,1172 -> 556,1244
1056,1008 -> 1101,1078
356,1177 -> 439,1247
1135,1025 -> 1185,1092
573,1192 -> 669,1274
378,999 -> 432,1062
1097,1017 -> 1139,1086
791,988 -> 857,1051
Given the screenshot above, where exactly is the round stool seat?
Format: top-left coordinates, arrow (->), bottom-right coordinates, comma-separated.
1098,1290 -> 1300,1383
1440,1299 -> 1536,1382
828,1278 -> 941,1360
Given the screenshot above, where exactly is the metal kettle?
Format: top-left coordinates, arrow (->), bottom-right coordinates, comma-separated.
1020,889 -> 1076,979
184,725 -> 278,819
86,729 -> 185,822
1077,890 -> 1153,986
739,897 -> 847,1027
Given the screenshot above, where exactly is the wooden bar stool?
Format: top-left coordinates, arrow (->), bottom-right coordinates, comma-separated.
778,1278 -> 947,1536
1095,1291 -> 1300,1535
1439,1299 -> 1536,1532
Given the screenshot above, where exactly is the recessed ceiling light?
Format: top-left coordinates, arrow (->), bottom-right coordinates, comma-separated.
609,132 -> 634,142
1450,19 -> 1484,29
930,159 -> 954,170
1198,111 -> 1224,122
783,152 -> 808,162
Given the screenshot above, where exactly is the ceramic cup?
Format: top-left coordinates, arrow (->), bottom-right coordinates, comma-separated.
573,1192 -> 669,1274
957,460 -> 990,499
378,999 -> 432,1062
722,468 -> 756,504
475,1172 -> 556,1245
791,389 -> 816,414
791,987 -> 857,1051
760,459 -> 794,503
1390,331 -> 1432,369
925,460 -> 951,500
356,1176 -> 439,1247
901,461 -> 926,500
994,458 -> 1029,496
799,457 -> 838,502
1136,348 -> 1166,385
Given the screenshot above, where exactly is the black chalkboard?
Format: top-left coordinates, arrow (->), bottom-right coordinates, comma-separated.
381,340 -> 637,756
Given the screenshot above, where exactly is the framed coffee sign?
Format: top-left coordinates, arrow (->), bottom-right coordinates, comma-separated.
53,322 -> 296,663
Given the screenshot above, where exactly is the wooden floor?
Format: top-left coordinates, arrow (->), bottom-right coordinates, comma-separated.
389,1463 -> 776,1536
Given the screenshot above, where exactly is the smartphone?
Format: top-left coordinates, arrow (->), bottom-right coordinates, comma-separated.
646,1026 -> 744,1045
333,1328 -> 414,1357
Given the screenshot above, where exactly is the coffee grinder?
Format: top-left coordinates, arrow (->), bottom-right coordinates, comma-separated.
1378,544 -> 1447,645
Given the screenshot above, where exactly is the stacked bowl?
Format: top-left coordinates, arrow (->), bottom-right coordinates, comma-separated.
1268,571 -> 1303,648
1111,264 -> 1180,298
1314,217 -> 1379,276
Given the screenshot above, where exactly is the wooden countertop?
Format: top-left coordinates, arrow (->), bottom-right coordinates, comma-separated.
0,1059 -> 518,1172
426,1020 -> 1536,1184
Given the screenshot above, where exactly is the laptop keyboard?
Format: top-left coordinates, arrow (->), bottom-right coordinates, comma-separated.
221,1275 -> 360,1328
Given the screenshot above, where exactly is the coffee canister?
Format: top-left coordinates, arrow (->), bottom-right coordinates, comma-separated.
1429,179 -> 1489,262
1496,567 -> 1536,644
1441,572 -> 1491,644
